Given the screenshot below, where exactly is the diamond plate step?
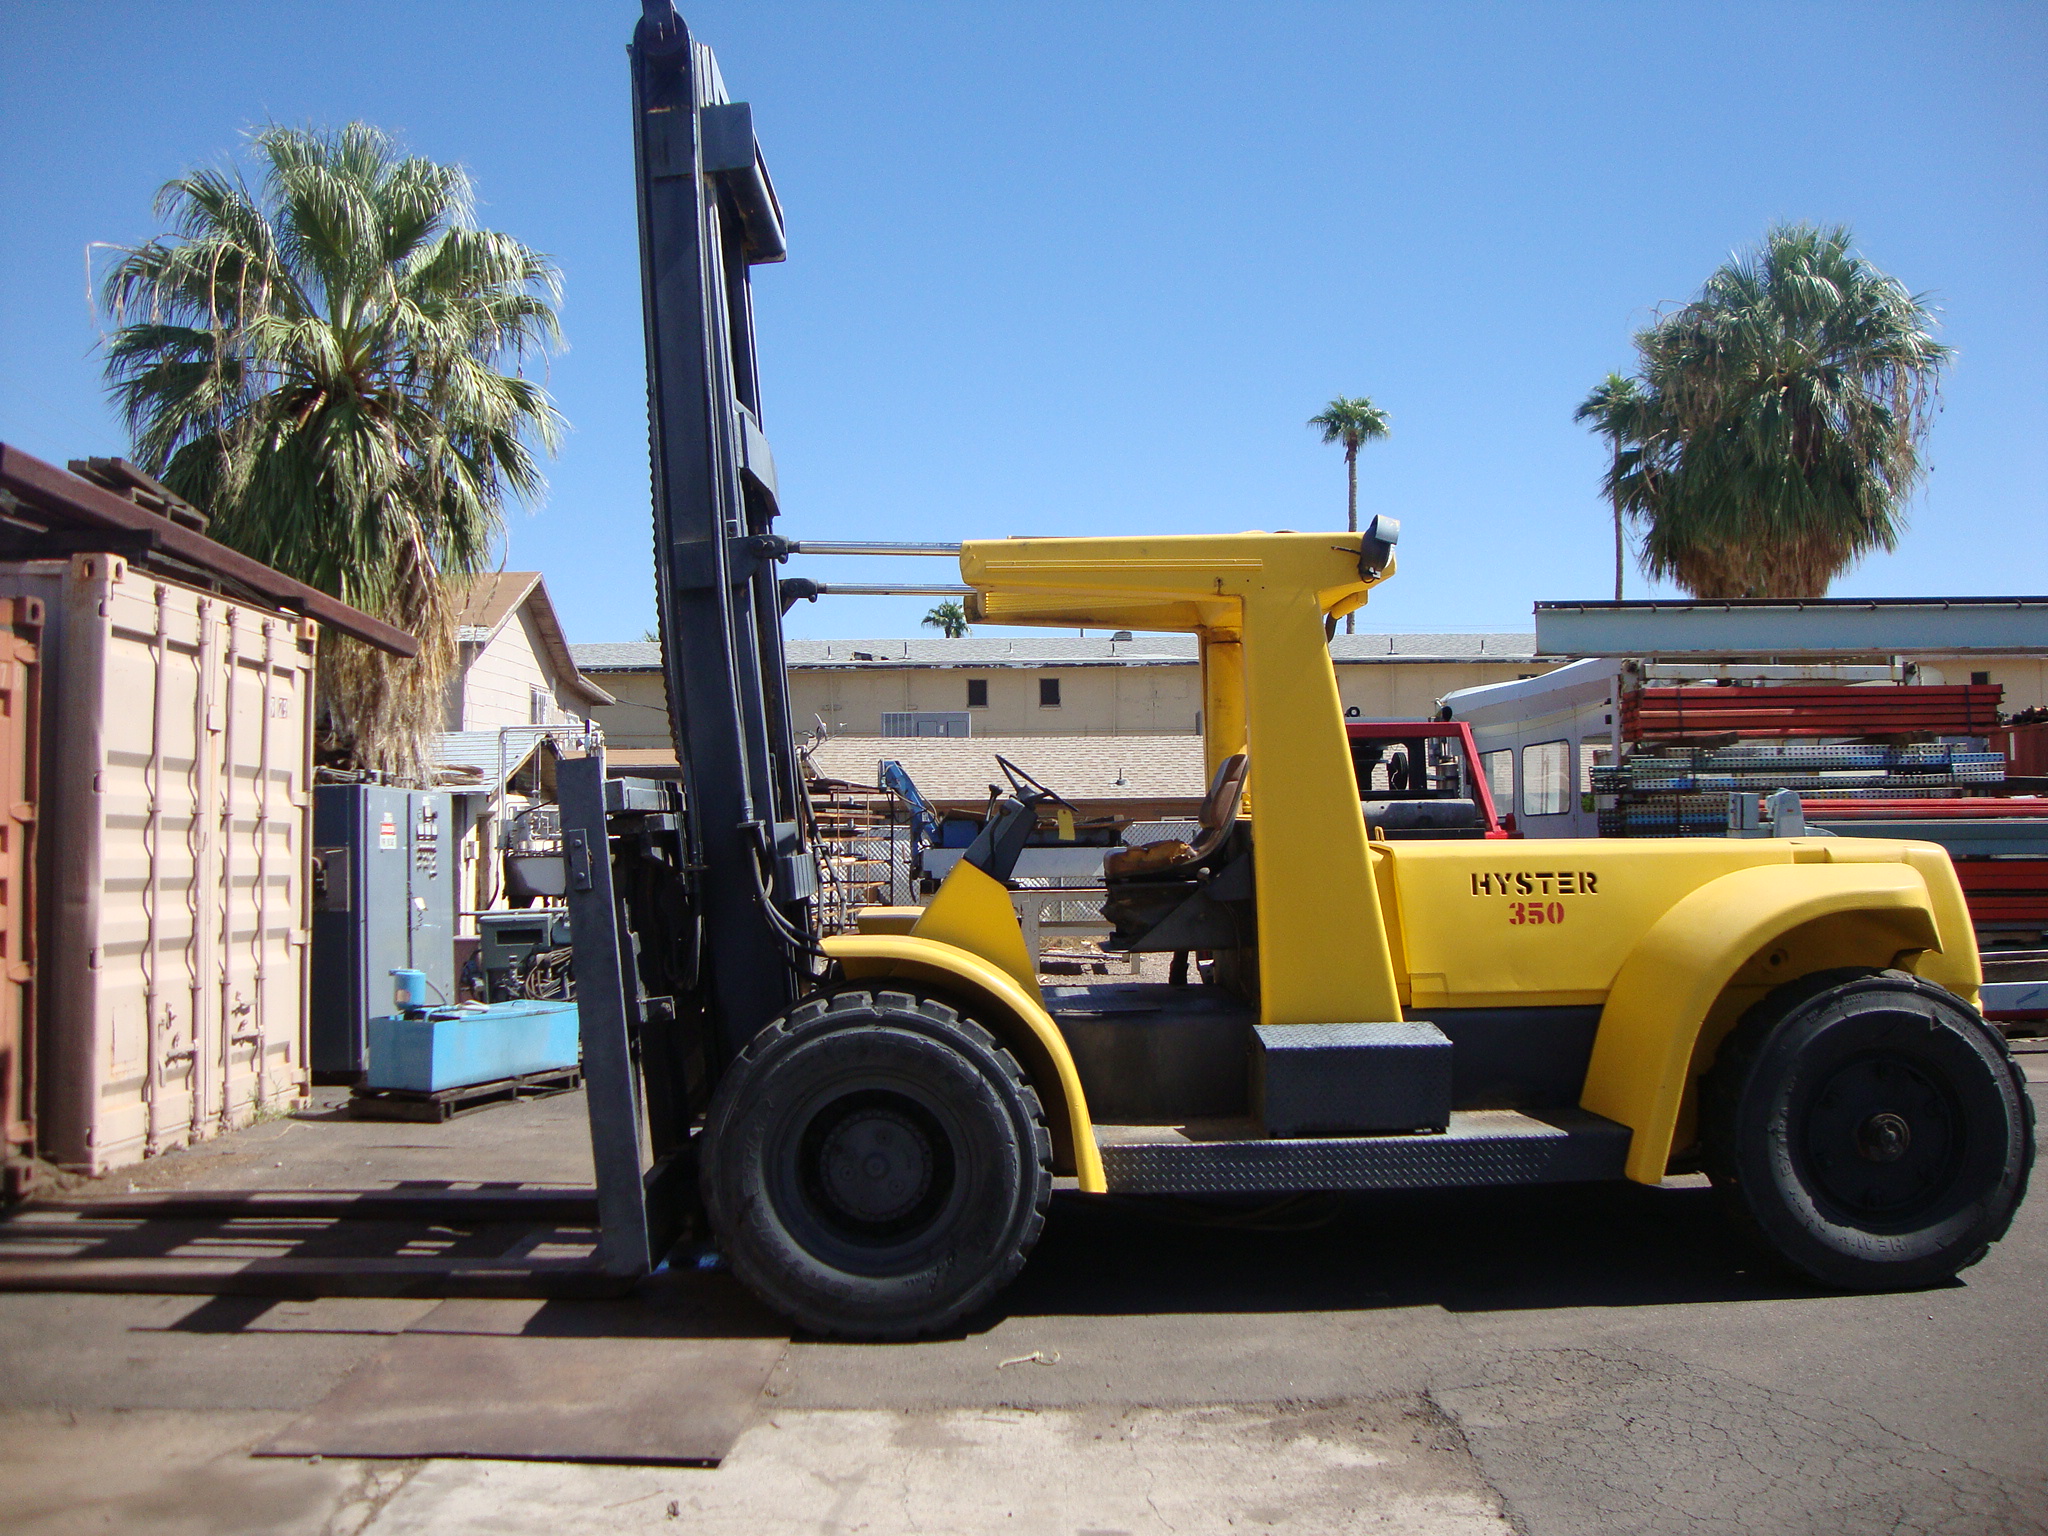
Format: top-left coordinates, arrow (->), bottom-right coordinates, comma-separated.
1093,1108 -> 1631,1195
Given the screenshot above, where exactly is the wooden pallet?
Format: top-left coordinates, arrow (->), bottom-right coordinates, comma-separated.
349,1066 -> 584,1124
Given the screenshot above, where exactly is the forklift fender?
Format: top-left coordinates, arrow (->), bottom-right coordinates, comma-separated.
822,934 -> 1106,1191
1581,863 -> 1942,1185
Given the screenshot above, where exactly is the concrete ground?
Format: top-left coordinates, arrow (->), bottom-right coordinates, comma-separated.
2,1065 -> 2044,1536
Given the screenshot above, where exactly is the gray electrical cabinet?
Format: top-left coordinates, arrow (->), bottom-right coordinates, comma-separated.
309,785 -> 457,1080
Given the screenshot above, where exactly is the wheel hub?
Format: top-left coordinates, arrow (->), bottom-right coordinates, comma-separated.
1855,1111 -> 1912,1164
817,1105 -> 935,1225
1803,1051 -> 1959,1220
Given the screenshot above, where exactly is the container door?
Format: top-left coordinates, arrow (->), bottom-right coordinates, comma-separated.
0,596 -> 37,1198
212,612 -> 310,1125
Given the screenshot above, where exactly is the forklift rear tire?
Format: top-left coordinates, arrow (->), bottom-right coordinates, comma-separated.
700,988 -> 1054,1339
1703,969 -> 2034,1291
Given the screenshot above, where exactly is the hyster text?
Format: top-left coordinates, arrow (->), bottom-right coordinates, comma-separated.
1470,870 -> 1599,896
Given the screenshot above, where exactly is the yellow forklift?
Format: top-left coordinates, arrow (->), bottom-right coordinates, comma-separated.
559,4 -> 2033,1339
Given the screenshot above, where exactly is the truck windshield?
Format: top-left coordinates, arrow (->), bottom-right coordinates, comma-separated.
1350,734 -> 1470,801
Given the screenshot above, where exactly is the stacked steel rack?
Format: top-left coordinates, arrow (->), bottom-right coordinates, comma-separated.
1622,683 -> 2003,741
1594,743 -> 2008,838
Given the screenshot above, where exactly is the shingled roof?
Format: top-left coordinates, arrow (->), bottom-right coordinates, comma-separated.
459,572 -> 613,707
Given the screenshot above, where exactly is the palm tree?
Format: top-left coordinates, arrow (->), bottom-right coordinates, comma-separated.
1573,372 -> 1651,599
1615,223 -> 1949,599
1308,395 -> 1391,632
101,123 -> 565,780
922,600 -> 969,639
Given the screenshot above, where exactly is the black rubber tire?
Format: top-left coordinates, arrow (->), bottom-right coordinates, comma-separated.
699,988 -> 1053,1339
1703,968 -> 2034,1291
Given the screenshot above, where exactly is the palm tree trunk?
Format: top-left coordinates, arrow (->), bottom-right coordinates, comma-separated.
1611,441 -> 1624,601
1346,446 -> 1358,635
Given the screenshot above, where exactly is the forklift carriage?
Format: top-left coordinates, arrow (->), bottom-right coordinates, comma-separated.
560,3 -> 2034,1338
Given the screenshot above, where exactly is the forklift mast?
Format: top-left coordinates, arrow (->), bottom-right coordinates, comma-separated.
630,0 -> 814,1058
557,1 -> 819,1275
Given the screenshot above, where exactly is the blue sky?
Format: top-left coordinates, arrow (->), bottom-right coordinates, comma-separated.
3,2 -> 2042,643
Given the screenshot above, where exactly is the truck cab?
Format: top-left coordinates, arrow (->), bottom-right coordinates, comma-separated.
1349,719 -> 1508,839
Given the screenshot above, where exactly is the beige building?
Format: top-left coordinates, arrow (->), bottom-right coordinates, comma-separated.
445,572 -> 615,732
571,633 -> 1550,751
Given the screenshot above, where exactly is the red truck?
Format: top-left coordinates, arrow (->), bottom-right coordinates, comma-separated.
1347,720 -> 1511,839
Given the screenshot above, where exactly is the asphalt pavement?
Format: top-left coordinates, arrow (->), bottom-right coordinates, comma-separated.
2,1064 -> 2043,1535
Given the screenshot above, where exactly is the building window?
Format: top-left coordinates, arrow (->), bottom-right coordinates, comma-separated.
1039,676 -> 1061,708
1520,739 -> 1571,817
967,678 -> 989,708
530,687 -> 551,725
1971,671 -> 1991,686
881,711 -> 970,739
1480,749 -> 1515,810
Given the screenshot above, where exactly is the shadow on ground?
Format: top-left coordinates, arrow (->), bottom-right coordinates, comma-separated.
174,1178 -> 1848,1344
63,1176 -> 1876,1348
996,1180 -> 1843,1322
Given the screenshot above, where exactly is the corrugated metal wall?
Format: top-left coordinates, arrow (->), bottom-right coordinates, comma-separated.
0,556 -> 315,1174
0,597 -> 41,1200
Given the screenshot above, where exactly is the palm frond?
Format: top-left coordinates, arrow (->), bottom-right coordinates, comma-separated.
99,122 -> 565,780
1578,223 -> 1947,599
1307,395 -> 1392,453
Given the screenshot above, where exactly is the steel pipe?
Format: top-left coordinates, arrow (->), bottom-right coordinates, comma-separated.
787,540 -> 962,557
810,583 -> 976,597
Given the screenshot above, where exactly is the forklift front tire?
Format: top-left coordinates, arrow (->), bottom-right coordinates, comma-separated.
700,989 -> 1054,1339
1704,969 -> 2034,1291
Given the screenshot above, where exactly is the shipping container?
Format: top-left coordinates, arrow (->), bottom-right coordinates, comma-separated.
0,597 -> 41,1201
0,555 -> 316,1174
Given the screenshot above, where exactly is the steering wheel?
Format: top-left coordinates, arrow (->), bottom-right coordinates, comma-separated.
995,754 -> 1076,812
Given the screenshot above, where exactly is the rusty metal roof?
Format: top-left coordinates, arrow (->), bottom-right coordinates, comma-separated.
0,443 -> 417,656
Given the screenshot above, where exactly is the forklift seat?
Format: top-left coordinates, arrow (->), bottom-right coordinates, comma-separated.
1103,753 -> 1248,879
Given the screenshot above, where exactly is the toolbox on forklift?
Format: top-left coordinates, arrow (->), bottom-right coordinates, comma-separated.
1252,1022 -> 1453,1137
553,1 -> 2035,1339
